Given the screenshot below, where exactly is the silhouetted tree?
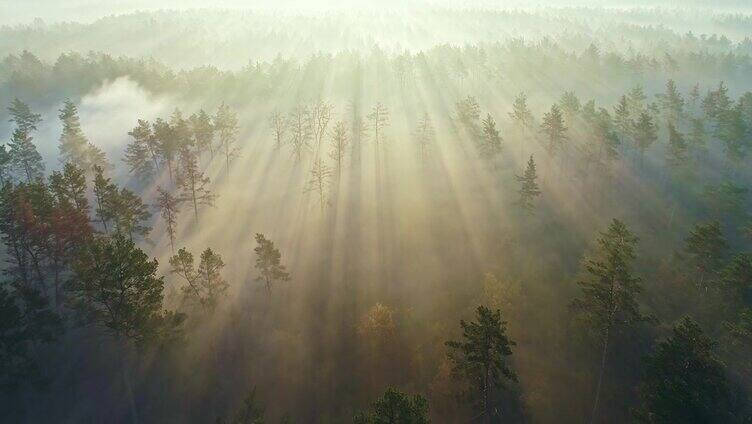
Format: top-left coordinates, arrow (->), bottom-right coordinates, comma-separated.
353,388 -> 429,424
170,247 -> 227,310
540,104 -> 567,154
636,317 -> 732,423
329,121 -> 349,178
214,102 -> 240,175
178,145 -> 215,220
685,221 -> 728,288
509,92 -> 534,130
253,233 -> 290,293
155,186 -> 180,253
480,114 -> 502,158
58,100 -> 89,166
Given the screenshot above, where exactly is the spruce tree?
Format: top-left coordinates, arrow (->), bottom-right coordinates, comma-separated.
517,155 -> 541,213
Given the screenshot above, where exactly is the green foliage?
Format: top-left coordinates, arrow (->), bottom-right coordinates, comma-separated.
254,233 -> 290,293
685,221 -> 728,286
540,104 -> 567,154
57,99 -> 89,166
8,128 -> 44,183
67,234 -> 184,346
445,306 -> 517,422
353,388 -> 429,424
516,155 -> 541,213
637,317 -> 732,423
170,247 -> 228,310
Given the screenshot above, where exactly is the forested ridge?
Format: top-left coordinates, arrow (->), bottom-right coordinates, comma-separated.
1,5 -> 752,423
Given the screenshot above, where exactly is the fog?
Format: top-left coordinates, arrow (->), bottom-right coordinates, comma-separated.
1,1 -> 752,423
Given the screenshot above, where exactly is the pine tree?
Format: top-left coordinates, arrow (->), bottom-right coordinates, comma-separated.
656,79 -> 684,122
127,119 -> 160,173
112,188 -> 152,241
540,104 -> 568,154
177,145 -> 215,220
67,234 -> 184,345
516,155 -> 541,212
353,388 -> 429,424
613,95 -> 633,141
189,109 -> 214,158
214,102 -> 239,175
58,100 -> 89,166
445,306 -> 517,423
155,186 -> 180,253
153,118 -> 179,183
666,122 -> 688,169
637,317 -> 731,423
8,128 -> 44,183
685,221 -> 728,288
455,96 -> 482,140
48,163 -> 89,215
124,122 -> 155,182
328,121 -> 349,178
480,113 -> 502,158
0,144 -> 12,185
92,165 -> 118,233
170,247 -> 227,310
85,142 -> 111,173
633,112 -> 658,158
627,86 -> 647,119
8,99 -> 42,134
559,91 -> 582,124
570,219 -> 646,424
509,92 -> 534,130
253,233 -> 290,293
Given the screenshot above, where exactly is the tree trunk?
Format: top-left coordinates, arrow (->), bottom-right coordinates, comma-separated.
589,327 -> 611,424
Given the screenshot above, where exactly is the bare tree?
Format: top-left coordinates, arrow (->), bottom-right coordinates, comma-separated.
288,104 -> 312,163
269,110 -> 286,150
328,121 -> 349,178
305,158 -> 332,213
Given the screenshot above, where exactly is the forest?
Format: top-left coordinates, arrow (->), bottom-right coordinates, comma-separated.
1,1 -> 752,423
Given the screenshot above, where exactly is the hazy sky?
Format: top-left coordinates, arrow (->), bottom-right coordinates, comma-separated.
3,0 -> 749,26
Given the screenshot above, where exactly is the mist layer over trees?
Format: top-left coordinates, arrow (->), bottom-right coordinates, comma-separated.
2,2 -> 752,423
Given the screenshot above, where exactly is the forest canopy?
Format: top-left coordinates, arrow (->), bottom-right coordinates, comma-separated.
1,1 -> 752,423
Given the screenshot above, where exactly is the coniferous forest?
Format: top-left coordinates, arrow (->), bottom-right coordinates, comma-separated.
2,1 -> 752,422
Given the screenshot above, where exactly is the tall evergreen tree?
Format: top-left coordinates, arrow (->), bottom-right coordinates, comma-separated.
570,219 -> 646,424
0,144 -> 12,185
480,114 -> 502,158
540,104 -> 567,154
685,221 -> 728,288
637,317 -> 732,423
445,306 -> 517,424
516,155 -> 541,213
189,109 -> 215,158
509,92 -> 534,130
124,120 -> 156,181
8,128 -> 44,183
57,100 -> 89,166
633,112 -> 658,158
8,99 -> 42,135
666,122 -> 688,169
